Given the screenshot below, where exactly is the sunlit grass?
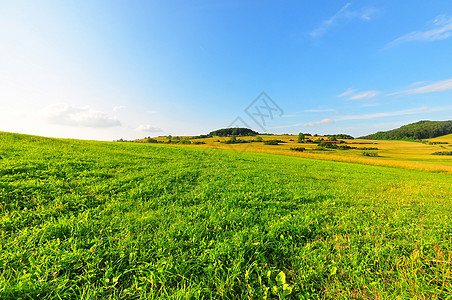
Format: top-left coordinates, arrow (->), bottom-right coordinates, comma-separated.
1,131 -> 452,299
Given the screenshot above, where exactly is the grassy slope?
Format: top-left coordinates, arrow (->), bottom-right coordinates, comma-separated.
1,132 -> 452,299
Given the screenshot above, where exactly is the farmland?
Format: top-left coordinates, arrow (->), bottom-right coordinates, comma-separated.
139,134 -> 452,174
1,131 -> 452,299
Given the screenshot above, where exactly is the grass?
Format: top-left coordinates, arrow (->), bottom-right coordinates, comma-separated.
1,131 -> 452,299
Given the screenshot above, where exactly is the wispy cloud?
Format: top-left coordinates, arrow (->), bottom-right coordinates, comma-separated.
338,88 -> 379,100
337,107 -> 430,121
386,15 -> 452,48
113,105 -> 126,111
271,106 -> 439,129
42,103 -> 121,128
349,90 -> 379,100
271,118 -> 335,129
135,124 -> 162,132
337,88 -> 358,98
310,3 -> 376,38
304,118 -> 335,127
389,78 -> 452,96
304,109 -> 337,113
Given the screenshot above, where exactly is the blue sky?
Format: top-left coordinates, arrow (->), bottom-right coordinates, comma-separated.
1,1 -> 452,140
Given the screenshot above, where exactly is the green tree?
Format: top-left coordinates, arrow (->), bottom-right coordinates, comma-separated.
298,133 -> 305,143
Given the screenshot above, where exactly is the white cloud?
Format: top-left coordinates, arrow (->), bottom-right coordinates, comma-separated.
389,78 -> 452,95
337,107 -> 431,121
310,3 -> 376,38
42,103 -> 121,128
272,106 -> 442,129
135,124 -> 162,132
337,88 -> 358,98
304,118 -> 335,127
304,109 -> 337,113
113,105 -> 126,111
386,15 -> 452,48
349,90 -> 379,100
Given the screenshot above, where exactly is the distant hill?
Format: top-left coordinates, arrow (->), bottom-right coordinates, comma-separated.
208,128 -> 258,137
360,120 -> 452,140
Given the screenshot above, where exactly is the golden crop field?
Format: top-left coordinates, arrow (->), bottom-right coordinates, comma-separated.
140,134 -> 452,174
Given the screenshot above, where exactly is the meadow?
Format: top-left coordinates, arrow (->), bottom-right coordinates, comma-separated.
142,134 -> 452,174
1,131 -> 452,299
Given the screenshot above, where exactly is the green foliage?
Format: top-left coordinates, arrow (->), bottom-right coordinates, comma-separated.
362,151 -> 380,157
326,134 -> 354,139
290,147 -> 305,152
263,271 -> 293,299
361,120 -> 452,140
356,147 -> 379,150
318,142 -> 354,150
298,133 -> 305,143
146,138 -> 159,143
222,136 -> 249,144
191,134 -> 211,139
1,131 -> 452,299
256,136 -> 263,142
431,151 -> 452,155
263,139 -> 285,145
209,128 -> 258,137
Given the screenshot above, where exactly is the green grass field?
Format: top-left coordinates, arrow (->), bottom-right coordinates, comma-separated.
1,131 -> 452,299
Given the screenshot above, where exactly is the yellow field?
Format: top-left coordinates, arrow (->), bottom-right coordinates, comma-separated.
140,134 -> 452,173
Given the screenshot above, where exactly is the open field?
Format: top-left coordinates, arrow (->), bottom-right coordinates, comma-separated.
140,134 -> 452,174
1,131 -> 452,299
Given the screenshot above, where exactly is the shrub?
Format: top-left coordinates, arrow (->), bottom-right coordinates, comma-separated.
290,147 -> 305,152
264,140 -> 282,145
362,151 -> 380,157
222,136 -> 249,144
356,147 -> 379,150
431,151 -> 452,155
318,142 -> 354,150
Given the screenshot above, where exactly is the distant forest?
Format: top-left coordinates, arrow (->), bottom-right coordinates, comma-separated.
360,120 -> 452,140
208,128 -> 259,137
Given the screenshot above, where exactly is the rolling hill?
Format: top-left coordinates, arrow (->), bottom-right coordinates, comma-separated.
1,131 -> 452,298
360,120 -> 452,140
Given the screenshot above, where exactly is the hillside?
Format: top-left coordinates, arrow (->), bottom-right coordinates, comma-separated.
360,120 -> 452,140
1,131 -> 452,298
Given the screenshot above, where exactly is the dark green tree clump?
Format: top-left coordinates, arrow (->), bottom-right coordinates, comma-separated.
326,134 -> 354,140
318,142 -> 354,150
264,139 -> 285,145
360,120 -> 452,140
222,136 -> 249,144
290,147 -> 305,152
298,133 -> 305,143
209,128 -> 258,137
431,151 -> 452,156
